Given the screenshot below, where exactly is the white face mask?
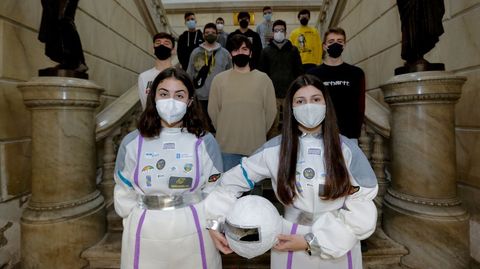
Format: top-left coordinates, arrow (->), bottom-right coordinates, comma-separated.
293,103 -> 326,129
155,98 -> 188,125
216,23 -> 224,31
273,31 -> 285,42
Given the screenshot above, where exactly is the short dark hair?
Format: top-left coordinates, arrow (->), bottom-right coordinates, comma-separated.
204,23 -> 218,34
272,20 -> 286,31
138,67 -> 207,138
184,12 -> 195,20
216,17 -> 224,23
297,9 -> 310,19
152,32 -> 175,48
263,6 -> 272,12
227,34 -> 252,53
237,11 -> 250,21
323,27 -> 347,43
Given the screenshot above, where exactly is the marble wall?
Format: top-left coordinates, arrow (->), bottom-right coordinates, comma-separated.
0,0 -> 155,267
334,0 -> 480,263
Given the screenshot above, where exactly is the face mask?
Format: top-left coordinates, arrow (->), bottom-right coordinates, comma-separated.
239,19 -> 249,29
186,20 -> 196,30
154,45 -> 171,60
327,42 -> 344,58
293,103 -> 326,129
300,18 -> 309,26
216,23 -> 224,31
232,54 -> 250,67
273,32 -> 285,42
205,34 -> 217,44
263,13 -> 272,21
156,98 -> 188,125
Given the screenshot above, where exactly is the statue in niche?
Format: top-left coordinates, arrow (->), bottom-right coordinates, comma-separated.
38,0 -> 88,79
395,0 -> 446,75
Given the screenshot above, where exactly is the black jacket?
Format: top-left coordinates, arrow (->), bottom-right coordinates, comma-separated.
258,40 -> 304,98
177,29 -> 204,70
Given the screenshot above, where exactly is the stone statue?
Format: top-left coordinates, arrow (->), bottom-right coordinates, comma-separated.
395,0 -> 445,75
38,0 -> 88,79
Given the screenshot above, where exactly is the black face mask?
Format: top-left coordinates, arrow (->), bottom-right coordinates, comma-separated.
300,18 -> 309,26
239,19 -> 249,29
232,54 -> 250,67
205,34 -> 217,44
154,45 -> 171,60
327,43 -> 344,58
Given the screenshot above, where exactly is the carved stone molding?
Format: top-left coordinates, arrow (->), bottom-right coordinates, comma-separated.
22,191 -> 104,223
23,99 -> 100,108
384,93 -> 461,104
386,188 -> 461,207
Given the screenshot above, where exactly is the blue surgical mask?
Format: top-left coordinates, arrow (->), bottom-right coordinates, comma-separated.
186,20 -> 196,30
264,13 -> 272,21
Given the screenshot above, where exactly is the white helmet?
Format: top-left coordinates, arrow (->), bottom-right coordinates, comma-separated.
224,195 -> 283,259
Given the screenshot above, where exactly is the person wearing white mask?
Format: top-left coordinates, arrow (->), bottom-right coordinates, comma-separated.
256,6 -> 274,48
178,12 -> 204,70
114,67 -> 223,269
205,74 -> 378,269
215,17 -> 229,48
258,20 -> 304,137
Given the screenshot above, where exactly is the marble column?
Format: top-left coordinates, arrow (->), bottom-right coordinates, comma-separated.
18,77 -> 106,269
381,71 -> 469,269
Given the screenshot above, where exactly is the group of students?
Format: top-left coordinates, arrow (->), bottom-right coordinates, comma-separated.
120,7 -> 375,269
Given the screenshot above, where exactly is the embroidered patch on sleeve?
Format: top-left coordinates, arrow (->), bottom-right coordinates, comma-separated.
208,173 -> 221,182
349,186 -> 360,195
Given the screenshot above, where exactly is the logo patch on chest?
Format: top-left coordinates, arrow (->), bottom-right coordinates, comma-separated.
176,153 -> 193,159
168,176 -> 193,189
184,163 -> 193,173
303,167 -> 315,179
307,148 -> 322,155
145,152 -> 159,159
142,165 -> 154,172
163,142 -> 176,150
156,159 -> 166,170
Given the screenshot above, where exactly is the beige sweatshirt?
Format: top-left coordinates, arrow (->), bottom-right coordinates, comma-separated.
208,69 -> 277,155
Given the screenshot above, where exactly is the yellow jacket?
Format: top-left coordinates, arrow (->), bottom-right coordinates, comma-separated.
289,26 -> 322,65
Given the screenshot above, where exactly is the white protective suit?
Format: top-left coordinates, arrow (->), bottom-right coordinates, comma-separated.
205,133 -> 378,269
114,128 -> 223,269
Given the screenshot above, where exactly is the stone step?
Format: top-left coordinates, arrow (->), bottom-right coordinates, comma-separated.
363,228 -> 409,268
83,228 -> 408,269
82,232 -> 121,269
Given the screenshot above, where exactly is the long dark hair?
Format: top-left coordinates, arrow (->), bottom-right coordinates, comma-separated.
277,74 -> 351,204
137,67 -> 207,138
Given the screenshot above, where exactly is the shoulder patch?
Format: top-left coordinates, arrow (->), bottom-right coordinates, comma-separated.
208,173 -> 221,183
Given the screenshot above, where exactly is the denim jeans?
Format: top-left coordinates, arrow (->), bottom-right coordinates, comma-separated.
222,153 -> 246,171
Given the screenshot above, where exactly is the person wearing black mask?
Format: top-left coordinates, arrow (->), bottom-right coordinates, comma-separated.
187,23 -> 232,132
289,9 -> 322,72
208,34 -> 276,171
226,11 -> 262,69
308,27 -> 366,144
138,32 -> 175,110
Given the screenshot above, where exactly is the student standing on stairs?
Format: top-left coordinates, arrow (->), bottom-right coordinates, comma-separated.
138,32 -> 175,110
114,68 -> 223,269
205,75 -> 378,269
